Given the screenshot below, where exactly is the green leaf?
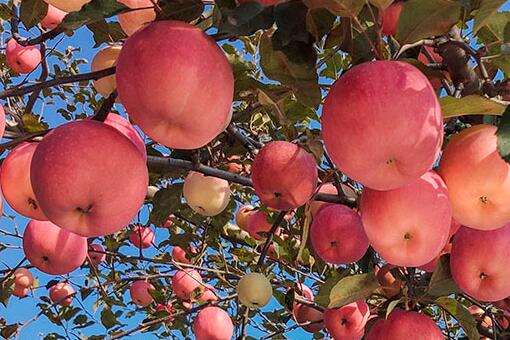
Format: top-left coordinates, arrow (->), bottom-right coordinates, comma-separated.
303,0 -> 365,17
397,0 -> 462,44
149,185 -> 183,226
440,95 -> 507,118
436,297 -> 480,340
497,105 -> 510,163
100,306 -> 118,329
426,254 -> 460,297
216,2 -> 274,39
61,0 -> 129,31
22,113 -> 49,133
473,0 -> 507,33
316,272 -> 380,308
158,0 -> 205,22
20,0 -> 48,29
0,4 -> 13,21
86,20 -> 126,48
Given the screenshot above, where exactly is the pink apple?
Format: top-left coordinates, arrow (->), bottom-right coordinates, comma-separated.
378,2 -> 403,36
0,142 -> 47,220
129,225 -> 154,249
361,171 -> 451,266
295,305 -> 324,333
40,5 -> 67,29
238,0 -> 284,6
172,269 -> 203,300
129,280 -> 155,307
155,302 -> 175,322
163,214 -> 175,228
375,264 -> 402,298
450,224 -> 510,301
14,268 -> 33,288
193,306 -> 233,340
322,61 -> 443,191
0,105 -> 5,140
311,204 -> 369,264
30,120 -> 148,237
104,113 -> 147,161
116,21 -> 234,150
198,284 -> 218,303
291,283 -> 314,314
117,0 -> 156,36
49,282 -> 74,306
6,39 -> 41,74
23,220 -> 87,275
172,246 -> 197,264
324,300 -> 370,339
308,182 -> 357,216
366,310 -> 443,340
251,141 -> 318,211
88,243 -> 106,265
235,205 -> 254,231
12,285 -> 29,298
246,211 -> 274,240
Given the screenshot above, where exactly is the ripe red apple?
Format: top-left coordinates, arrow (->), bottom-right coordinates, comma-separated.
172,246 -> 197,264
237,273 -> 273,308
375,264 -> 402,298
193,306 -> 233,340
118,0 -> 156,36
23,220 -> 87,275
288,283 -> 314,314
49,282 -> 74,306
238,0 -> 284,6
88,243 -> 106,266
14,268 -> 33,288
198,284 -> 218,303
129,225 -> 154,249
116,21 -> 234,150
324,300 -> 370,339
163,214 -> 175,228
295,305 -> 324,333
235,205 -> 254,231
183,172 -> 231,216
365,318 -> 386,340
311,204 -> 369,264
43,0 -> 90,12
30,120 -> 148,237
438,125 -> 510,230
40,5 -> 66,29
322,61 -> 443,191
129,280 -> 155,306
251,141 -> 318,211
0,142 -> 47,220
378,2 -> 403,36
308,182 -> 356,216
6,39 -> 42,74
366,310 -> 443,339
467,305 -> 493,328
246,211 -> 273,240
12,285 -> 29,298
91,46 -> 122,98
450,224 -> 510,301
0,105 -> 5,141
361,171 -> 451,266
98,114 -> 146,161
155,302 -> 175,322
172,269 -> 203,300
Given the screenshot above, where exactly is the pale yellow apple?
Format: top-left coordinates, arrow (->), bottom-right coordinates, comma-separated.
91,45 -> 122,97
44,0 -> 91,13
237,273 -> 273,308
183,171 -> 230,216
118,0 -> 156,36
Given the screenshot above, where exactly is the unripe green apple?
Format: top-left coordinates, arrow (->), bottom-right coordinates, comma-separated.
237,273 -> 272,308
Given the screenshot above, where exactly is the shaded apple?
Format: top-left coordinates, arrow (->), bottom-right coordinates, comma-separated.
198,284 -> 218,303
235,205 -> 254,231
324,300 -> 370,339
193,306 -> 233,340
237,273 -> 273,308
88,243 -> 106,266
14,268 -> 33,288
155,302 -> 175,322
172,269 -> 203,300
118,0 -> 156,36
43,0 -> 90,12
40,5 -> 66,30
129,225 -> 154,249
246,211 -> 273,240
6,39 -> 41,74
238,0 -> 284,6
129,280 -> 155,307
172,246 -> 197,264
378,2 -> 403,36
91,46 -> 122,98
49,282 -> 74,306
183,171 -> 231,216
295,305 -> 324,333
375,264 -> 402,298
308,182 -> 357,216
12,285 -> 29,298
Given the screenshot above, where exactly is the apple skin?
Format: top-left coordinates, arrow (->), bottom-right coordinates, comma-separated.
14,268 -> 33,288
251,141 -> 318,211
322,61 -> 443,191
375,264 -> 402,298
468,305 -> 493,328
291,283 -> 314,314
361,171 -> 452,267
49,282 -> 75,306
295,305 -> 324,333
172,246 -> 197,264
235,205 -> 254,231
246,211 -> 273,240
324,300 -> 370,340
23,220 -> 87,275
183,171 -> 231,217
237,273 -> 273,308
6,39 -> 42,74
193,306 -> 233,340
40,5 -> 67,30
12,285 -> 29,298
129,280 -> 155,307
0,105 -> 5,141
155,302 -> 175,322
450,224 -> 510,302
88,243 -> 106,266
91,46 -> 122,98
163,214 -> 175,228
129,225 -> 154,249
30,120 -> 148,237
116,21 -> 234,150
0,142 -> 47,220
366,310 -> 443,340
43,0 -> 90,12
438,125 -> 510,230
311,204 -> 369,265
238,0 -> 284,6
106,114 -> 147,161
378,2 -> 403,36
308,182 -> 357,216
198,284 -> 218,303
172,269 -> 203,300
118,0 -> 156,36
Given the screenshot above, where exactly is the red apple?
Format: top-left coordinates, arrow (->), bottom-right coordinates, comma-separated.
365,318 -> 387,340
30,120 -> 148,237
40,5 -> 66,29
129,225 -> 154,249
88,243 -> 106,266
193,306 -> 233,340
295,305 -> 324,333
14,268 -> 33,288
0,105 -> 5,141
378,2 -> 403,36
155,302 -> 175,322
172,246 -> 197,264
450,224 -> 510,301
12,285 -> 29,298
0,142 -> 47,220
116,21 -> 234,150
23,220 -> 87,275
172,269 -> 203,300
6,39 -> 41,74
361,171 -> 451,267
366,310 -> 443,339
129,280 -> 155,307
49,282 -> 74,306
163,214 -> 175,228
246,211 -> 273,240
467,305 -> 493,328
117,0 -> 156,36
238,0 -> 284,6
235,205 -> 254,231
198,284 -> 218,303
375,264 -> 402,298
308,182 -> 357,216
104,113 -> 147,161
322,61 -> 443,191
251,141 -> 318,211
324,300 -> 370,339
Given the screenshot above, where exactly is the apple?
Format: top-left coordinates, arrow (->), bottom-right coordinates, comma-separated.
129,225 -> 154,249
246,211 -> 273,240
14,268 -> 33,288
311,204 -> 369,264
155,302 -> 174,322
193,306 -> 233,340
0,142 -> 47,220
366,310 -> 443,339
129,280 -> 155,307
172,246 -> 197,264
295,305 -> 324,333
237,273 -> 272,308
49,282 -> 74,306
324,300 -> 370,339
163,214 -> 175,228
238,0 -> 284,6
43,0 -> 91,12
172,269 -> 203,300
450,224 -> 510,301
0,105 -> 5,141
6,39 -> 42,74
118,0 -> 156,36
226,155 -> 243,174
88,243 -> 106,266
322,61 -> 443,191
235,205 -> 254,231
40,5 -> 67,30
417,46 -> 448,90
438,125 -> 510,230
30,120 -> 148,237
251,141 -> 318,211
91,46 -> 122,98
467,305 -> 493,328
116,21 -> 234,150
308,182 -> 357,216
12,285 -> 29,298
198,284 -> 218,303
360,171 -> 451,267
183,171 -> 231,217
375,264 -> 402,298
23,220 -> 87,275
289,283 -> 314,314
378,2 -> 403,36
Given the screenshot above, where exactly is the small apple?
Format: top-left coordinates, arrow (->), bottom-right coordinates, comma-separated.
6,39 -> 41,74
14,268 -> 33,288
88,243 -> 106,266
324,300 -> 370,339
129,280 -> 155,307
375,264 -> 402,298
183,171 -> 231,217
49,282 -> 74,306
237,273 -> 272,308
91,46 -> 122,98
172,269 -> 203,300
12,285 -> 29,298
117,0 -> 156,36
198,284 -> 218,303
246,211 -> 275,240
378,2 -> 403,36
155,302 -> 174,322
40,5 -> 67,29
295,305 -> 324,333
129,225 -> 155,249
43,0 -> 91,12
193,306 -> 233,340
235,205 -> 254,231
172,246 -> 197,264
